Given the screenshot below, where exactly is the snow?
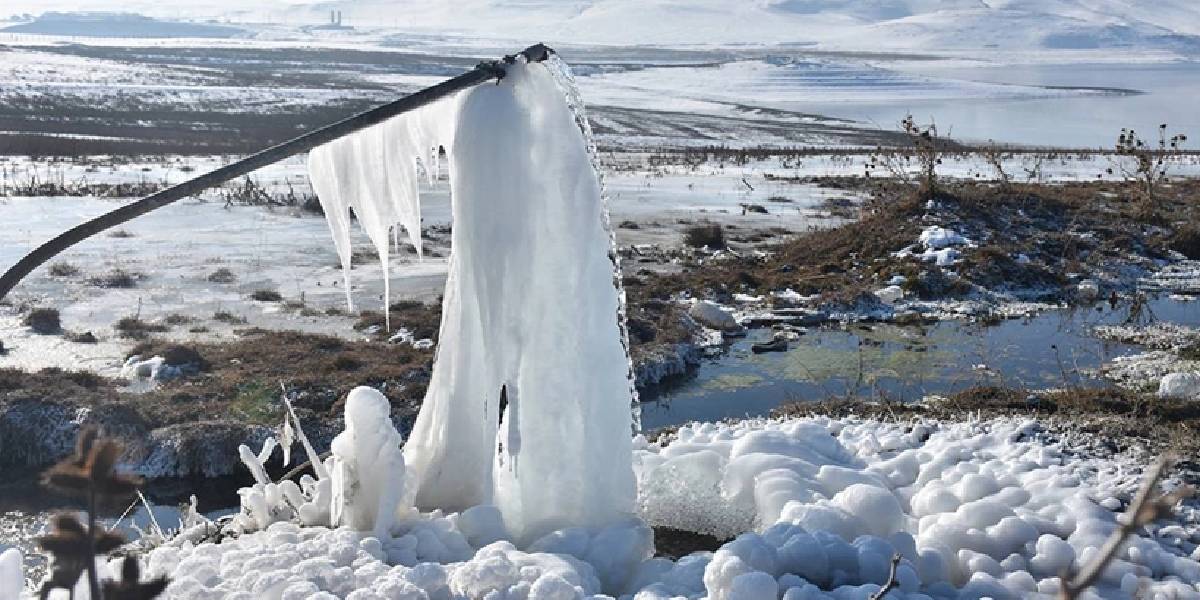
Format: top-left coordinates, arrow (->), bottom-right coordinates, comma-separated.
1158,372 -> 1200,400
918,226 -> 970,250
103,413 -> 1200,599
689,300 -> 742,332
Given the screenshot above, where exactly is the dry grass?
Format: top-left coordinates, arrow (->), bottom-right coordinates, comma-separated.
682,223 -> 727,249
24,307 -> 62,334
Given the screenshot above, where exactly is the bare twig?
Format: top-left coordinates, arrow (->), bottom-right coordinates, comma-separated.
1059,457 -> 1193,599
869,554 -> 901,600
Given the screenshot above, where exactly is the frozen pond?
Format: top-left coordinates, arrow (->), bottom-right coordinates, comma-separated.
786,60 -> 1200,148
640,295 -> 1200,429
581,56 -> 1200,148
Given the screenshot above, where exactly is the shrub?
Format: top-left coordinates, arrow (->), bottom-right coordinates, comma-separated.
24,307 -> 61,334
213,310 -> 247,324
250,289 -> 283,302
48,262 -> 80,277
1111,124 -> 1188,208
1171,226 -> 1200,260
87,269 -> 139,288
683,223 -> 726,249
206,267 -> 236,283
114,317 -> 168,339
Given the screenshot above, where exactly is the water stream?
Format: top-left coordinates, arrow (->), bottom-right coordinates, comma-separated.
640,296 -> 1200,429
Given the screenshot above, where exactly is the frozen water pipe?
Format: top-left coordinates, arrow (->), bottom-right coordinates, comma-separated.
0,43 -> 555,301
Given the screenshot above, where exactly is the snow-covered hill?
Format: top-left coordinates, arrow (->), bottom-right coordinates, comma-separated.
295,0 -> 1200,52
5,0 -> 1200,54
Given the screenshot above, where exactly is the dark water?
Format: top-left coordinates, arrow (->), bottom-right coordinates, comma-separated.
639,296 -> 1200,429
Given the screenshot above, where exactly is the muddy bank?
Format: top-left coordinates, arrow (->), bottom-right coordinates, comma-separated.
630,179 -> 1200,322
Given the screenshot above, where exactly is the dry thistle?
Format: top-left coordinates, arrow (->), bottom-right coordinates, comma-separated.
36,513 -> 124,599
37,426 -> 165,600
102,556 -> 169,600
42,425 -> 142,506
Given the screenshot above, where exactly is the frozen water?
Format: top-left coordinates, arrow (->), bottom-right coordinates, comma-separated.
330,386 -> 410,538
1159,372 -> 1200,400
308,57 -> 637,543
121,413 -> 1200,600
0,548 -> 21,600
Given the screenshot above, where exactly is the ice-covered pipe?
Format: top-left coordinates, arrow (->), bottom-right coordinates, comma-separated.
0,43 -> 555,301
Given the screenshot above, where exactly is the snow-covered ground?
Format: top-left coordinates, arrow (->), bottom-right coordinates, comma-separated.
10,414 -> 1199,599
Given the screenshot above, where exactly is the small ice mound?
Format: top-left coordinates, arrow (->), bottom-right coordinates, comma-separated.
689,300 -> 741,331
1077,279 -> 1100,298
920,247 -> 961,266
1158,371 -> 1200,400
331,386 -> 410,538
120,354 -> 180,382
449,541 -> 603,599
919,226 -> 971,249
874,285 -> 905,305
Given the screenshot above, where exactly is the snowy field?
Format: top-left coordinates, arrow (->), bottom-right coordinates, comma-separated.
3,2 -> 1200,598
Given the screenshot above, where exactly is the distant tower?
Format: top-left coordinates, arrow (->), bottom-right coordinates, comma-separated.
337,10 -> 343,25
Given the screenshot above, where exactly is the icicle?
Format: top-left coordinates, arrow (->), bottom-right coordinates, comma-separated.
544,54 -> 642,433
307,94 -> 458,322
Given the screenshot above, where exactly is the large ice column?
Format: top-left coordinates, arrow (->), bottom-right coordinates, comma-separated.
0,547 -> 21,600
404,60 -> 636,542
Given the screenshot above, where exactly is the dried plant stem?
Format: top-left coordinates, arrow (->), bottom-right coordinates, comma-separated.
869,554 -> 901,600
86,487 -> 102,600
1060,457 -> 1192,599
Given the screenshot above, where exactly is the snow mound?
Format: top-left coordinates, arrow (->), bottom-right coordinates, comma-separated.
918,226 -> 971,249
1159,372 -> 1200,400
115,414 -> 1200,599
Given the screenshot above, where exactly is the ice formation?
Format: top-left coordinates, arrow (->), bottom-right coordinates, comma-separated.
308,57 -> 636,543
307,88 -> 455,325
0,548 -> 21,600
127,414 -> 1200,599
1159,371 -> 1200,400
330,386 -> 410,538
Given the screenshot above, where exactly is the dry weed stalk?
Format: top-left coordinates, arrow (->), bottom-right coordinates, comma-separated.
38,425 -> 168,600
868,554 -> 901,600
1059,456 -> 1193,599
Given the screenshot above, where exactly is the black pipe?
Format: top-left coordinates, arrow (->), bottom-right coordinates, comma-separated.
0,43 -> 553,301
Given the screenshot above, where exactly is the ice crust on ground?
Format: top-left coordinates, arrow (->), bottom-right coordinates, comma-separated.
103,414 -> 1200,599
309,58 -> 637,544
